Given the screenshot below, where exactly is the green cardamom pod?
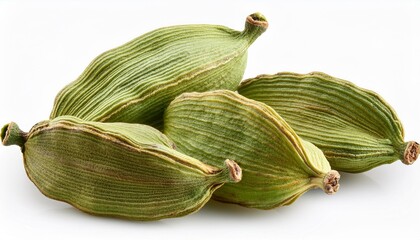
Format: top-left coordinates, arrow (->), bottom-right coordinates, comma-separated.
1,116 -> 241,220
163,90 -> 340,209
237,72 -> 419,173
50,13 -> 268,129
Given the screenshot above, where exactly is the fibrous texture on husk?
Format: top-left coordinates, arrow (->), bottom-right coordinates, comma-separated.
50,13 -> 268,129
238,72 -> 419,173
164,90 -> 339,209
1,116 -> 241,220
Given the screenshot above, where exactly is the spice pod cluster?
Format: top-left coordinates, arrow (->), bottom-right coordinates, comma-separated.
2,13 -> 418,221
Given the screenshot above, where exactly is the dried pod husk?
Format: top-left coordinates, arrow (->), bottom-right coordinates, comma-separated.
238,72 -> 419,173
1,116 -> 241,221
50,13 -> 268,129
163,90 -> 339,209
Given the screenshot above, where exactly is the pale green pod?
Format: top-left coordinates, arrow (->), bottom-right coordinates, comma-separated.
50,13 -> 268,129
1,116 -> 242,221
163,90 -> 340,209
238,72 -> 419,173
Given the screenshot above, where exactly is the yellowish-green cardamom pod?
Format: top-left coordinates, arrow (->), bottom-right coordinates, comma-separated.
163,90 -> 340,209
50,13 -> 268,129
1,116 -> 242,220
237,72 -> 419,173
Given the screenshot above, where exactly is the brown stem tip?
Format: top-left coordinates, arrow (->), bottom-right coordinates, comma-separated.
402,141 -> 419,165
323,170 -> 340,195
224,159 -> 242,183
1,122 -> 27,148
246,12 -> 269,29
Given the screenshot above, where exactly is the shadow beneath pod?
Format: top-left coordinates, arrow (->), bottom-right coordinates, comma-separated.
338,171 -> 382,190
300,171 -> 382,200
26,172 -> 382,223
198,195 -> 335,223
199,199 -> 275,219
45,206 -> 168,226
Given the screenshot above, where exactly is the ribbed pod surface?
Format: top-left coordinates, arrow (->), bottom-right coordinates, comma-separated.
1,116 -> 242,220
50,13 -> 268,129
164,90 -> 339,209
238,72 -> 419,172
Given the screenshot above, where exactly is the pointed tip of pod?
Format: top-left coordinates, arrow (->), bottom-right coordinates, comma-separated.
1,122 -> 27,148
246,12 -> 269,29
224,159 -> 242,183
242,13 -> 268,43
401,141 -> 419,165
323,170 -> 340,195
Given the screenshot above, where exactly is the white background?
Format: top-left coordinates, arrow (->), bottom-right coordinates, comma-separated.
0,0 -> 419,239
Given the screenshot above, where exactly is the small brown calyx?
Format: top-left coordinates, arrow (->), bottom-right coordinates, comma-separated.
402,141 -> 419,165
323,170 -> 340,195
225,159 -> 242,183
1,122 -> 28,148
246,12 -> 269,29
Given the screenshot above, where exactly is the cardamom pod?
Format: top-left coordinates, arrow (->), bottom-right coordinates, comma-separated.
238,72 -> 419,173
50,13 -> 268,129
163,90 -> 339,209
1,116 -> 241,220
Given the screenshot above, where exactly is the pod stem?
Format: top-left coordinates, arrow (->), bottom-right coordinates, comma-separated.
223,159 -> 242,183
313,170 -> 340,195
401,141 -> 419,165
241,12 -> 268,44
1,122 -> 27,148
